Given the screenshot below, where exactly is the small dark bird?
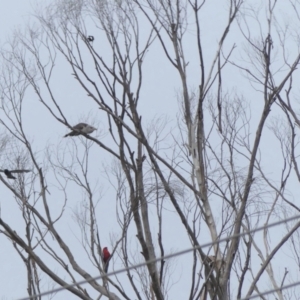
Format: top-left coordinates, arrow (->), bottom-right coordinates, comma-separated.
64,123 -> 97,138
102,247 -> 111,273
87,36 -> 94,42
0,169 -> 31,180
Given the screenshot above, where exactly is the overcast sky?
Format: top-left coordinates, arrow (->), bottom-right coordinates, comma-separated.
1,1 -> 300,299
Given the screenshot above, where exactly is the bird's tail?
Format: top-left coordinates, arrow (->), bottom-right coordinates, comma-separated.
104,261 -> 109,273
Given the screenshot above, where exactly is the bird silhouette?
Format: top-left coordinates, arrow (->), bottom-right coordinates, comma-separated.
87,35 -> 94,42
64,123 -> 97,138
0,169 -> 31,179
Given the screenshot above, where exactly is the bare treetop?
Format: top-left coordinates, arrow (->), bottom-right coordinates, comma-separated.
0,1 -> 300,299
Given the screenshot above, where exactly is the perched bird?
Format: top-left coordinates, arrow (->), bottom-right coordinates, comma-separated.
64,123 -> 96,138
207,255 -> 216,267
87,35 -> 94,42
0,169 -> 31,180
206,255 -> 225,271
102,247 -> 111,272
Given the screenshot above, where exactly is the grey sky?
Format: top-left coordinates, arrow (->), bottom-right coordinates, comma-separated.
0,0 -> 300,299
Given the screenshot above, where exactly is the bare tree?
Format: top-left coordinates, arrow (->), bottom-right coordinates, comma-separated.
1,0 -> 300,299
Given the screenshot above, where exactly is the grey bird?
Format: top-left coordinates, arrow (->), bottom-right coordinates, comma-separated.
0,169 -> 31,180
64,123 -> 97,138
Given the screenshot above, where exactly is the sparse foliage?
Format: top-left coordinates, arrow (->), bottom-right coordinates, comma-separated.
1,1 -> 300,299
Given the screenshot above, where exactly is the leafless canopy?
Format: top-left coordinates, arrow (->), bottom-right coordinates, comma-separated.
0,0 -> 300,299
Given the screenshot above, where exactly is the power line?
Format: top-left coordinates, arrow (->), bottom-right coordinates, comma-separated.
17,214 -> 300,300
240,280 -> 300,300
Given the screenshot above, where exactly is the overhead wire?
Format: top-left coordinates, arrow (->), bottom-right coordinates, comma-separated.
239,280 -> 300,300
17,214 -> 300,300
